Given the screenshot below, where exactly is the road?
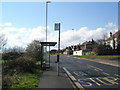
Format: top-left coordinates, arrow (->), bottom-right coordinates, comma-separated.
50,55 -> 120,90
0,64 -> 2,89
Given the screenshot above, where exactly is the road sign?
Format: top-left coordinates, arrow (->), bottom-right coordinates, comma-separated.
55,23 -> 60,31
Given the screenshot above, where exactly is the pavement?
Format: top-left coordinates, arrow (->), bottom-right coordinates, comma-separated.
37,61 -> 75,89
79,57 -> 119,67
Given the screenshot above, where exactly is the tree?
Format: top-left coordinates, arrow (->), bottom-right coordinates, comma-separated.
26,40 -> 41,61
93,43 -> 113,55
2,46 -> 24,60
50,49 -> 57,54
0,34 -> 7,50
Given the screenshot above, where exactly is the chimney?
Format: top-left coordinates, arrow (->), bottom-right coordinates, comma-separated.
110,32 -> 112,37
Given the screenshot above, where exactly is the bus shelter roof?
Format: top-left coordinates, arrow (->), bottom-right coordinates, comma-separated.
40,42 -> 57,46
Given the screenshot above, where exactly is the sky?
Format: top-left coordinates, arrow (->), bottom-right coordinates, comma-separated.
0,1 -> 119,50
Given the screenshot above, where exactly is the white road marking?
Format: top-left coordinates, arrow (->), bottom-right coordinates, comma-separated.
114,74 -> 120,77
87,64 -> 103,71
73,72 -> 79,76
102,72 -> 110,76
76,61 -> 82,64
94,69 -> 99,71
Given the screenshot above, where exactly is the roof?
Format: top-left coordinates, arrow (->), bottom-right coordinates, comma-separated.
82,41 -> 97,45
40,42 -> 57,46
107,30 -> 120,40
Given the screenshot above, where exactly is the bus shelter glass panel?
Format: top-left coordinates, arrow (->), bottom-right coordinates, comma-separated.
43,46 -> 49,62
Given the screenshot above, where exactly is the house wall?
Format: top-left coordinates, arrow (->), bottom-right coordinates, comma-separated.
106,37 -> 117,49
73,50 -> 82,56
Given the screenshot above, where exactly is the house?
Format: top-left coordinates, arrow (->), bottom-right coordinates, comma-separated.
106,30 -> 120,50
80,39 -> 96,50
73,39 -> 97,56
62,46 -> 73,55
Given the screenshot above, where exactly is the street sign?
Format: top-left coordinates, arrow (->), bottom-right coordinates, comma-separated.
55,23 -> 60,31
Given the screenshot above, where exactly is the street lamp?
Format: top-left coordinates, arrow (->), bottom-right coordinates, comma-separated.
72,29 -> 74,45
45,1 -> 51,67
46,1 -> 51,42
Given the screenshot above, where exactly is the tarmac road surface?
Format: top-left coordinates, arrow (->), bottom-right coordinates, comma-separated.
50,55 -> 120,90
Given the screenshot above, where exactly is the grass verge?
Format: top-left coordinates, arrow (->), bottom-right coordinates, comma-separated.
11,70 -> 43,88
9,61 -> 43,89
0,60 -> 2,64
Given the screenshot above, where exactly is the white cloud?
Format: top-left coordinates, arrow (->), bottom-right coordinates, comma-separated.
0,22 -> 118,49
60,27 -> 106,48
0,24 -> 47,48
4,22 -> 12,26
0,22 -> 12,27
105,22 -> 116,27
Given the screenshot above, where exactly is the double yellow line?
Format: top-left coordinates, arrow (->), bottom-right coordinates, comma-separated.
63,67 -> 85,90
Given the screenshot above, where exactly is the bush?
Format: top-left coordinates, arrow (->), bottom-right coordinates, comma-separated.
2,75 -> 17,88
3,55 -> 36,75
93,44 -> 114,55
2,52 -> 23,60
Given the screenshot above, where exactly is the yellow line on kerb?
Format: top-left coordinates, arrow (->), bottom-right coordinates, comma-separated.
63,67 -> 85,89
70,76 -> 76,81
74,82 -> 85,90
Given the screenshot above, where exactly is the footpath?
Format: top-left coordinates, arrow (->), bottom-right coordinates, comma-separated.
79,57 -> 120,67
37,62 -> 75,89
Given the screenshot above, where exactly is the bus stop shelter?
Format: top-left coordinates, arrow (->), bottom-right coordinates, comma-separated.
40,42 -> 57,69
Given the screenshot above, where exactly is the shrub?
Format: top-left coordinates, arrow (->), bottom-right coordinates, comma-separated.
3,55 -> 36,75
2,75 -> 16,88
2,52 -> 23,60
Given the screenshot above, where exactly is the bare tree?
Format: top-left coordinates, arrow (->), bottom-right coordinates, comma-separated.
0,34 -> 7,50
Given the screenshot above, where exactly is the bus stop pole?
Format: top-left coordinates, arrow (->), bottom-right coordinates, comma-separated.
49,46 -> 50,68
57,23 -> 60,76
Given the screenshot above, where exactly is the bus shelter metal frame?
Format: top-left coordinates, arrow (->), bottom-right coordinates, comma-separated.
40,42 -> 57,69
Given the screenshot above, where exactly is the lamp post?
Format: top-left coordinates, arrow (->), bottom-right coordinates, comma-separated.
45,1 -> 51,67
72,29 -> 74,45
72,29 -> 74,52
46,1 -> 51,42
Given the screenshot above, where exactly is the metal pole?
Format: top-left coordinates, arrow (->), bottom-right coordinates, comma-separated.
45,1 -> 51,64
41,45 -> 43,69
49,46 -> 50,68
46,1 -> 51,42
46,2 -> 48,42
72,29 -> 74,46
57,23 -> 60,76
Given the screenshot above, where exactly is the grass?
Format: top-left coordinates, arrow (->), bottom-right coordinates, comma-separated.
71,55 -> 120,59
11,70 -> 43,88
0,60 -> 8,64
0,60 -> 2,64
9,61 -> 43,89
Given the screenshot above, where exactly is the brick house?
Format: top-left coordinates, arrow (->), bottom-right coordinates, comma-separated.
73,39 -> 97,56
